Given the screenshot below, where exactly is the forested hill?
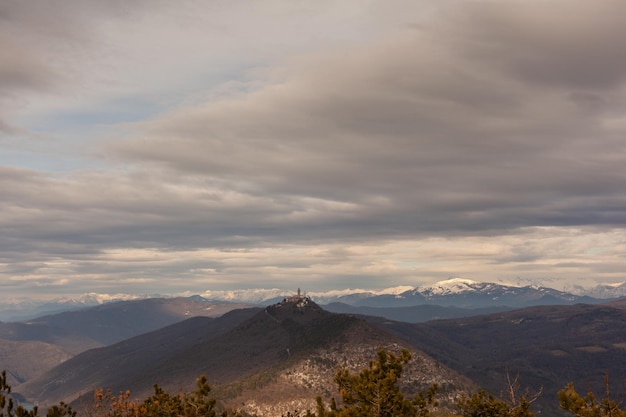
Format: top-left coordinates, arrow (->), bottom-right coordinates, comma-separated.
17,299 -> 474,416
368,300 -> 626,416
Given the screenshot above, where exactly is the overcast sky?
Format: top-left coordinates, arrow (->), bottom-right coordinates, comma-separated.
2,0 -> 626,300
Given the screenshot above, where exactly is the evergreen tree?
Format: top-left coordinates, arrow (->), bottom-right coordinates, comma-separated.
1,371 -> 74,417
319,348 -> 438,417
140,376 -> 217,417
558,376 -> 626,417
456,389 -> 535,417
88,376 -> 242,417
456,371 -> 540,417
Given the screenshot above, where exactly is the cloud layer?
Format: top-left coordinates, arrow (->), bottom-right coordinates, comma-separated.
2,0 -> 626,299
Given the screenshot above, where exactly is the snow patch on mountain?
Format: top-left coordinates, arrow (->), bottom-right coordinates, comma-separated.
566,282 -> 626,299
201,288 -> 288,304
376,286 -> 415,295
0,292 -> 145,321
57,292 -> 142,305
198,286 -> 415,305
2,279 -> 625,322
184,280 -> 626,306
418,278 -> 482,296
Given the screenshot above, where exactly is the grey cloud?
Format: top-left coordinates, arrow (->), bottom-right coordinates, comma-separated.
0,165 -> 361,256
108,1 -> 626,241
0,119 -> 19,136
4,0 -> 626,297
441,0 -> 626,89
0,0 -> 172,133
0,38 -> 55,94
0,0 -> 158,38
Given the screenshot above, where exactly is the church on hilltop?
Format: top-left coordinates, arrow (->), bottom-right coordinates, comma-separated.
264,288 -> 323,319
285,288 -> 306,303
276,288 -> 311,309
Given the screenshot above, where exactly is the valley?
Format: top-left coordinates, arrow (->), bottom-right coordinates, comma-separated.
0,286 -> 625,416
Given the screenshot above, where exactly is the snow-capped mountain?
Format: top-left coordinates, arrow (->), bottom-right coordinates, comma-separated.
197,279 -> 615,308
1,279 -> 623,321
0,293 -> 147,322
199,286 -> 416,305
564,281 -> 626,299
418,278 -> 496,296
403,278 -> 587,308
200,288 -> 287,304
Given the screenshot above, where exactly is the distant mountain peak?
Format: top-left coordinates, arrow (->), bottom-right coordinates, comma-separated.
201,288 -> 288,304
438,277 -> 478,286
376,285 -> 416,295
3,280 -> 625,323
418,278 -> 482,296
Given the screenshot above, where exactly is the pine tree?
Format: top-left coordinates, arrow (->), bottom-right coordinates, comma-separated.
456,390 -> 535,417
456,371 -> 540,417
558,375 -> 626,417
319,348 -> 438,417
1,371 -> 74,417
140,376 -> 217,417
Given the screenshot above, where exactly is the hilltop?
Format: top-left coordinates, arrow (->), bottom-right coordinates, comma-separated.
17,296 -> 474,416
0,297 -> 251,387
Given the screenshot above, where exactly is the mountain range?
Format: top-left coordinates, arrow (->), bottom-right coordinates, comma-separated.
0,292 -> 623,416
0,297 -> 250,386
16,299 -> 475,416
3,278 -> 625,322
4,295 -> 624,416
2,280 -> 626,416
201,278 -> 626,307
368,299 -> 626,416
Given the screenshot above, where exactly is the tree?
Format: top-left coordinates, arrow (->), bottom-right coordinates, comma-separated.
456,372 -> 540,417
456,390 -> 535,417
88,388 -> 137,417
558,374 -> 626,417
45,404 -> 76,417
1,371 -> 75,417
136,376 -> 218,417
87,376 -> 246,417
318,348 -> 438,417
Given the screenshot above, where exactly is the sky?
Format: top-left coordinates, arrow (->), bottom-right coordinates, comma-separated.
2,0 -> 626,301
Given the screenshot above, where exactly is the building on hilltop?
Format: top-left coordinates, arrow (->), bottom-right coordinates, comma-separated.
285,287 -> 305,303
264,288 -> 318,318
274,288 -> 311,309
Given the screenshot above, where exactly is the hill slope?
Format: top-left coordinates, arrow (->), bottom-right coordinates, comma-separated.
323,302 -> 512,322
18,300 -> 475,416
0,297 -> 251,349
16,307 -> 261,405
0,297 -> 252,391
0,339 -> 72,387
369,301 -> 626,416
